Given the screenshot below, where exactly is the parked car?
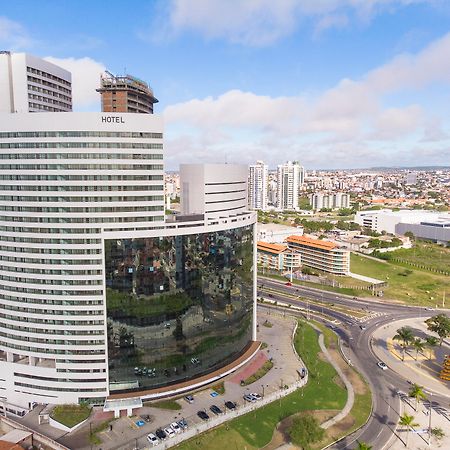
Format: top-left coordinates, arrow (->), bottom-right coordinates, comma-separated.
147,433 -> 159,446
184,394 -> 194,403
170,422 -> 181,433
377,361 -> 388,370
197,410 -> 209,421
225,401 -> 236,410
164,427 -> 175,438
178,418 -> 188,429
210,405 -> 222,415
250,393 -> 262,401
359,325 -> 366,330
243,394 -> 256,403
155,429 -> 166,440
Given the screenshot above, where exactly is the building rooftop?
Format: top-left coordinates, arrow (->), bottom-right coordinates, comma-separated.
286,235 -> 337,251
257,241 -> 288,254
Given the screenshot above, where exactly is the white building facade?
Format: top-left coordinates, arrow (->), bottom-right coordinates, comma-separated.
248,160 -> 268,211
0,113 -> 257,412
277,161 -> 302,210
0,52 -> 72,113
180,163 -> 248,221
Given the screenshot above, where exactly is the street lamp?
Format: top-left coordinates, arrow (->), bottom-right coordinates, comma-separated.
427,392 -> 432,447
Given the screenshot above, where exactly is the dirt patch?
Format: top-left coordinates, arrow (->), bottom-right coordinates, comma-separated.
328,348 -> 367,395
262,410 -> 338,450
317,351 -> 327,362
313,412 -> 357,449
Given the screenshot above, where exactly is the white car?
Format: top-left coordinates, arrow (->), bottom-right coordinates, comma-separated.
164,427 -> 175,438
147,433 -> 159,446
250,393 -> 262,401
170,422 -> 181,433
377,361 -> 388,370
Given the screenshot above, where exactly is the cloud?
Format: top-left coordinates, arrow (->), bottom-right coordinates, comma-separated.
152,0 -> 433,45
0,16 -> 33,49
44,56 -> 106,110
163,31 -> 450,168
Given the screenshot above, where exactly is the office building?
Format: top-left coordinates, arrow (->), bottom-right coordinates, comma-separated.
0,51 -> 72,113
286,235 -> 350,275
180,163 -> 248,221
277,161 -> 302,210
248,161 -> 268,211
0,112 -> 257,416
97,71 -> 158,114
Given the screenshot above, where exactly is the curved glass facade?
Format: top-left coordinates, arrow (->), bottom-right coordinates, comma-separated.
105,224 -> 254,393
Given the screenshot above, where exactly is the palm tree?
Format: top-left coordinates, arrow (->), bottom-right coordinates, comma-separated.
408,383 -> 426,411
399,413 -> 419,448
425,336 -> 439,360
355,441 -> 372,450
411,338 -> 425,361
393,327 -> 414,361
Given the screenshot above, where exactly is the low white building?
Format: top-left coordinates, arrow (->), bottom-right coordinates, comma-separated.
355,209 -> 448,235
257,223 -> 303,243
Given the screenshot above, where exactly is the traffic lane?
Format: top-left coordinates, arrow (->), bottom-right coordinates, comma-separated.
258,278 -> 432,314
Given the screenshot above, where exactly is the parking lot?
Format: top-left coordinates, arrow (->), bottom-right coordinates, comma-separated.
61,308 -> 304,450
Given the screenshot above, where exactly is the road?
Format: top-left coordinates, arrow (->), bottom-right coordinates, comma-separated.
257,277 -> 449,449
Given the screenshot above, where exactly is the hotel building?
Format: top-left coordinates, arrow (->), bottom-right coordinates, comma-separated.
0,111 -> 257,415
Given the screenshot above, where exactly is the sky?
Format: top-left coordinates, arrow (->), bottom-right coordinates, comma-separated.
1,0 -> 450,170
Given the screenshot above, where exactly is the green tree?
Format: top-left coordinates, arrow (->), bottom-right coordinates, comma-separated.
288,414 -> 325,450
408,383 -> 426,411
355,442 -> 372,450
393,327 -> 414,361
399,413 -> 419,448
411,338 -> 425,361
425,336 -> 439,360
425,314 -> 450,346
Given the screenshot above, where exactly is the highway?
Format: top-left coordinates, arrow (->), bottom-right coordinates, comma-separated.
257,277 -> 449,449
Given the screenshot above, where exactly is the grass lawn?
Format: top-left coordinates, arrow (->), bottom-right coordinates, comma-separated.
351,253 -> 450,306
176,319 -> 347,450
144,399 -> 181,410
51,404 -> 91,428
242,360 -> 274,385
386,241 -> 450,273
211,382 -> 225,395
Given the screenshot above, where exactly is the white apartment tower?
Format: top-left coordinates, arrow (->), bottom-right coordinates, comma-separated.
248,160 -> 268,211
0,52 -> 72,113
277,161 -> 302,210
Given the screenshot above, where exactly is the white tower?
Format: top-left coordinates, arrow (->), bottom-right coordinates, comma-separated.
276,161 -> 302,210
248,161 -> 268,211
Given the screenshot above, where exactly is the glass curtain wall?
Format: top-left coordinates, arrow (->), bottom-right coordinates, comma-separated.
105,224 -> 253,393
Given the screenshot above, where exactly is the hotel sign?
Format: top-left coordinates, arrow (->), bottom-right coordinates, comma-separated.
102,116 -> 125,123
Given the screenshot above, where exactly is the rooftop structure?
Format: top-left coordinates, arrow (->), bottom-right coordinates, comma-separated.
257,222 -> 303,243
97,71 -> 158,114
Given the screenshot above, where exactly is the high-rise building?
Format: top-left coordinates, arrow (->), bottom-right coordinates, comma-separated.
0,51 -> 72,113
405,172 -> 417,186
248,160 -> 268,211
97,71 -> 158,114
277,161 -> 302,210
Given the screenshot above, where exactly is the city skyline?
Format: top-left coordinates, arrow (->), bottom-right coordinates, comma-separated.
1,1 -> 450,169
